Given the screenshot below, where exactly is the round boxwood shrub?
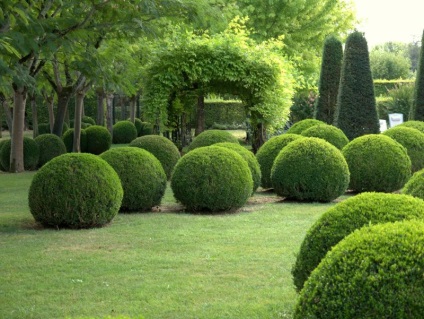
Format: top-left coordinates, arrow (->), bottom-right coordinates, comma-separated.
402,168 -> 424,199
214,142 -> 261,194
342,134 -> 411,192
171,146 -> 253,212
301,124 -> 349,149
112,121 -> 137,144
85,125 -> 112,155
383,126 -> 424,172
37,123 -> 51,135
34,134 -> 67,167
100,147 -> 167,212
186,130 -> 239,152
399,120 -> 424,133
0,139 -> 8,171
62,128 -> 88,153
129,135 -> 181,180
271,137 -> 349,202
82,115 -> 96,125
285,119 -> 326,134
0,137 -> 39,171
294,220 -> 424,318
133,118 -> 143,136
139,121 -> 153,136
70,120 -> 92,129
28,153 -> 123,228
292,192 -> 424,292
255,134 -> 303,188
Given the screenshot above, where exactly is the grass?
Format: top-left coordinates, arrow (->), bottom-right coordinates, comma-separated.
0,171 -> 336,319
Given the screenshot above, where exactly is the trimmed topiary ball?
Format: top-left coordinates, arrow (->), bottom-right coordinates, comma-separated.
294,220 -> 424,318
112,121 -> 137,144
171,146 -> 253,212
0,137 -> 39,171
402,168 -> 424,199
129,135 -> 181,180
133,118 -> 143,136
28,153 -> 123,228
85,125 -> 112,155
82,115 -> 96,125
34,134 -> 67,167
100,147 -> 167,212
399,120 -> 424,133
342,134 -> 411,192
186,130 -> 239,152
255,134 -> 303,189
292,192 -> 424,292
383,126 -> 424,172
285,119 -> 326,134
271,137 -> 349,202
0,139 -> 8,171
37,123 -> 51,135
214,142 -> 261,194
301,124 -> 349,149
139,121 -> 153,136
62,128 -> 88,153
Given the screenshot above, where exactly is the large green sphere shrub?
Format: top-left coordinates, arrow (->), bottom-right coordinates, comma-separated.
342,134 -> 411,192
301,124 -> 349,149
112,121 -> 137,144
129,135 -> 181,180
85,125 -> 112,155
402,168 -> 424,199
399,120 -> 424,132
34,134 -> 67,167
294,220 -> 424,318
28,153 -> 123,228
271,137 -> 349,202
255,134 -> 303,188
82,115 -> 96,125
133,118 -> 143,136
383,126 -> 424,172
0,137 -> 39,171
139,121 -> 153,136
285,119 -> 326,134
100,147 -> 167,212
0,139 -> 8,171
62,128 -> 88,153
186,130 -> 239,152
214,142 -> 261,194
171,146 -> 253,212
292,192 -> 424,292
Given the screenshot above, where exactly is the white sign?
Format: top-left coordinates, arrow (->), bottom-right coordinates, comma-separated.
388,113 -> 404,128
379,119 -> 388,132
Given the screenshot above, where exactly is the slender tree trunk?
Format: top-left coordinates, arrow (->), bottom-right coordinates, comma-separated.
96,89 -> 105,125
1,96 -> 13,132
129,95 -> 136,123
10,86 -> 27,172
30,94 -> 39,138
121,96 -> 127,121
195,94 -> 205,136
47,96 -> 55,132
73,92 -> 84,152
106,93 -> 114,138
252,122 -> 266,154
52,87 -> 73,136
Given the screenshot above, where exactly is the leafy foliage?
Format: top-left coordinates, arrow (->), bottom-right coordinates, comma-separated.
294,220 -> 424,318
370,50 -> 411,80
0,137 -> 39,171
301,124 -> 349,150
139,122 -> 154,136
100,147 -> 167,212
411,31 -> 424,121
342,134 -> 411,192
112,121 -> 137,144
0,139 -> 8,171
28,153 -> 123,229
85,125 -> 112,155
34,134 -> 67,167
285,119 -> 325,134
292,192 -> 424,292
377,83 -> 414,121
186,129 -> 239,152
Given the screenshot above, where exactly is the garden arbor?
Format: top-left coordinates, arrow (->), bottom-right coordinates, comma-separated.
142,27 -> 295,152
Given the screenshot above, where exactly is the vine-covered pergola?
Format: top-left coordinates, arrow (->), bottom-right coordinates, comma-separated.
141,26 -> 295,151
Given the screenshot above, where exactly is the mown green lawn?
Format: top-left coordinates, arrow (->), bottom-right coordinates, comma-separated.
0,170 -> 337,319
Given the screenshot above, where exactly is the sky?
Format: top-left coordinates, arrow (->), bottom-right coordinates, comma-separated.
353,0 -> 424,48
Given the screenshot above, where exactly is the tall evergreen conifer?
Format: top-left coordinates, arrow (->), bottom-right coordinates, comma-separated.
410,30 -> 424,121
334,31 -> 379,140
314,35 -> 343,124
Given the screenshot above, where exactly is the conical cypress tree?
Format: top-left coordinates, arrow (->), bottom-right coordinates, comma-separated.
314,35 -> 343,124
334,31 -> 379,140
410,30 -> 424,120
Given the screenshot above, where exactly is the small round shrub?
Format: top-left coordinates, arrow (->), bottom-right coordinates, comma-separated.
82,115 -> 96,125
0,137 -> 39,171
399,120 -> 424,133
171,146 -> 253,212
129,135 -> 181,179
62,128 -> 88,153
133,118 -> 143,136
70,120 -> 92,129
112,121 -> 137,144
383,126 -> 424,172
85,125 -> 112,155
100,147 -> 167,212
271,137 -> 349,202
402,168 -> 424,199
186,130 -> 239,152
301,124 -> 349,149
285,119 -> 326,135
294,220 -> 424,318
34,134 -> 67,167
292,192 -> 424,292
37,123 -> 51,135
0,139 -> 9,171
255,134 -> 303,188
342,134 -> 411,192
28,153 -> 123,228
215,142 -> 261,194
139,121 -> 153,136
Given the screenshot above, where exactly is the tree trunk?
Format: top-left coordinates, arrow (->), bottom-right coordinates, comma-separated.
73,91 -> 84,152
129,95 -> 136,123
106,93 -> 114,138
252,122 -> 266,154
1,96 -> 13,132
52,86 -> 73,136
10,86 -> 27,173
195,94 -> 205,136
120,96 -> 127,121
47,96 -> 55,132
96,89 -> 105,125
30,94 -> 39,138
